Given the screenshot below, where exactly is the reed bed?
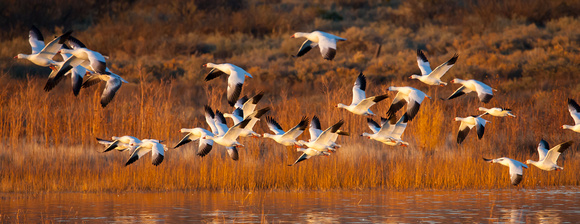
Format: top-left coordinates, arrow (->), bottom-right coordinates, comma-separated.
1,72 -> 579,193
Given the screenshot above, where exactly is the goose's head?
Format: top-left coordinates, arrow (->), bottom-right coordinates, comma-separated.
203,63 -> 217,68
450,78 -> 464,84
336,103 -> 347,109
453,117 -> 462,122
262,133 -> 274,139
409,74 -> 421,80
525,160 -> 535,165
14,54 -> 27,59
290,32 -> 305,38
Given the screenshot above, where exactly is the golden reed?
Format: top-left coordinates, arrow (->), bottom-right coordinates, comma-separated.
0,72 -> 578,192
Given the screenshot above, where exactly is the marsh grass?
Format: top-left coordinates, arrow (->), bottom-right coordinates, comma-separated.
1,74 -> 579,192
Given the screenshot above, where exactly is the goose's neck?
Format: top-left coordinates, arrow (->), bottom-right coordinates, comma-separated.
361,132 -> 373,137
563,125 -> 573,130
526,160 -> 538,165
262,133 -> 274,139
410,74 -> 421,79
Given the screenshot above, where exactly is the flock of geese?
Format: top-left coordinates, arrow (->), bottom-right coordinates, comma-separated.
15,27 -> 578,186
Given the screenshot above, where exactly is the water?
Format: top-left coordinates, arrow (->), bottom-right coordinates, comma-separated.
2,188 -> 580,223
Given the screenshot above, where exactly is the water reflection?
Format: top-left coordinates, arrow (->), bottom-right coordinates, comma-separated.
1,188 -> 579,223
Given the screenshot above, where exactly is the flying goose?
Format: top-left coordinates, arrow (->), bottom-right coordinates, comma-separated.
296,120 -> 344,151
445,79 -> 496,103
232,92 -> 264,119
288,147 -> 331,166
362,113 -> 409,146
263,116 -> 309,147
386,86 -> 431,121
173,106 -> 218,157
53,36 -> 109,74
478,107 -> 516,117
15,26 -> 71,69
526,140 -> 573,171
125,139 -> 166,166
202,116 -> 252,148
203,63 -> 253,106
409,50 -> 458,86
96,136 -> 141,152
483,157 -> 528,186
224,107 -> 271,138
306,116 -> 349,150
80,72 -> 128,107
455,115 -> 490,144
291,31 -> 346,60
563,98 -> 580,133
336,72 -> 388,116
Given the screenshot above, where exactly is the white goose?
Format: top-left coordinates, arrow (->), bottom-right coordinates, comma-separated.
231,92 -> 264,119
291,31 -> 346,61
336,73 -> 389,116
15,26 -> 71,69
306,116 -> 348,150
202,110 -> 253,161
409,50 -> 458,86
263,116 -> 309,147
526,140 -> 573,171
386,86 -> 431,121
125,139 -> 166,166
479,107 -> 516,117
96,135 -> 141,152
224,107 -> 271,138
80,72 -> 128,107
211,109 -> 242,160
288,147 -> 330,166
483,157 -> 528,186
173,105 -> 218,157
203,63 -> 253,106
563,98 -> 580,133
54,36 -> 109,74
445,79 -> 496,103
362,113 -> 409,146
455,115 -> 490,144
296,120 -> 344,151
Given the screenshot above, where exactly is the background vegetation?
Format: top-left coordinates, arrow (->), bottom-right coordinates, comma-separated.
0,0 -> 579,192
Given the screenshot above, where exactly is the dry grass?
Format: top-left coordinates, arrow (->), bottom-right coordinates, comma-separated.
0,73 -> 579,192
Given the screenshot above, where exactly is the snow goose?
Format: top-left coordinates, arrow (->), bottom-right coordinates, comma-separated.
173,106 -> 217,157
203,63 -> 253,106
455,115 -> 490,144
296,120 -> 344,151
563,98 -> 580,133
263,116 -> 309,147
224,107 -> 271,138
526,140 -> 573,171
80,72 -> 128,107
15,26 -> 72,69
362,113 -> 410,146
126,139 -> 167,166
386,86 -> 431,121
306,116 -> 349,150
483,157 -> 528,186
211,109 -> 242,160
291,31 -> 346,60
43,44 -> 88,95
96,136 -> 141,152
336,72 -> 388,116
478,107 -> 516,117
202,116 -> 252,148
288,147 -> 331,166
445,79 -> 496,103
409,50 -> 458,86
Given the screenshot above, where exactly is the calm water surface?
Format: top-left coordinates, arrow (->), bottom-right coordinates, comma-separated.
1,188 -> 579,223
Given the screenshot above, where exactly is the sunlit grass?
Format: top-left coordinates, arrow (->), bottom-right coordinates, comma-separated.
0,75 -> 578,192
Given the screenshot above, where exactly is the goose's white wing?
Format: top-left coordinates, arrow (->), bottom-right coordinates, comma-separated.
151,142 -> 165,166
318,35 -> 338,60
313,121 -> 343,146
281,117 -> 309,140
537,139 -> 549,161
38,31 -> 71,59
266,117 -> 285,135
416,49 -> 432,76
204,106 -> 218,135
474,81 -> 494,103
100,76 -> 122,107
507,159 -> 527,185
242,92 -> 264,118
390,113 -> 409,139
545,141 -> 573,164
29,26 -> 44,54
568,99 -> 580,125
125,146 -> 152,166
226,70 -> 245,107
352,73 -> 366,105
427,54 -> 458,79
366,118 -> 381,134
